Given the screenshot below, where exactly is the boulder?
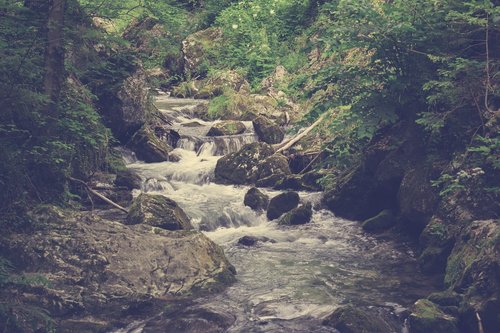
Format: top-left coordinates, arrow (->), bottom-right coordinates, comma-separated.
361,209 -> 397,233
278,203 -> 313,226
126,194 -> 193,231
444,220 -> 499,333
274,171 -> 324,192
398,167 -> 440,235
128,126 -> 173,163
0,208 -> 236,330
244,187 -> 269,211
257,154 -> 291,179
214,142 -> 274,185
207,120 -> 246,136
252,116 -> 285,144
98,66 -> 150,143
417,217 -> 454,274
114,169 -> 142,190
322,305 -> 396,333
408,299 -> 459,333
267,191 -> 300,220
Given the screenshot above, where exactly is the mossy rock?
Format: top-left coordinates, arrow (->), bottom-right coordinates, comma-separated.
361,209 -> 397,233
278,203 -> 313,226
115,169 -> 142,190
207,120 -> 246,136
126,194 -> 193,231
214,142 -> 274,185
252,116 -> 284,144
322,305 -> 395,333
244,187 -> 269,211
267,191 -> 300,220
128,126 -> 173,163
427,291 -> 463,307
408,299 -> 459,333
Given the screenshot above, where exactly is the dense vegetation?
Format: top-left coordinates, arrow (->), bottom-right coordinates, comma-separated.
0,0 -> 498,332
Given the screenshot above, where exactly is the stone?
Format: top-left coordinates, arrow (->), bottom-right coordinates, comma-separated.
427,291 -> 463,307
0,208 -> 236,331
244,187 -> 269,211
361,209 -> 397,233
418,217 -> 454,274
267,191 -> 300,220
182,28 -> 222,77
128,126 -> 173,163
278,203 -> 313,226
408,299 -> 459,333
237,236 -> 274,246
207,120 -> 246,136
114,169 -> 142,190
257,154 -> 291,179
398,167 -> 440,235
252,116 -> 285,144
444,220 -> 500,332
322,305 -> 396,333
126,194 -> 193,231
214,142 -> 274,185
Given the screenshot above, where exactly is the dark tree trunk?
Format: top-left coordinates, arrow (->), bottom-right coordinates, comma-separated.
44,0 -> 66,112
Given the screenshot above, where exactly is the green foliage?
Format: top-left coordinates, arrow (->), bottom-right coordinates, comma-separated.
208,94 -> 230,119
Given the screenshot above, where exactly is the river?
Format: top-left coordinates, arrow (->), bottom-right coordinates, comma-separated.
116,96 -> 438,333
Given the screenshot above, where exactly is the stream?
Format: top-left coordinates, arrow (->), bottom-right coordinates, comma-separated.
117,97 -> 438,332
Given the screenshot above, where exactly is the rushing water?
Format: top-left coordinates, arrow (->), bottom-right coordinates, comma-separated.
118,97 -> 438,332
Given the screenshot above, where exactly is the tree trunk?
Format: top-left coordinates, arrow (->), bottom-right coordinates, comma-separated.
44,0 -> 66,113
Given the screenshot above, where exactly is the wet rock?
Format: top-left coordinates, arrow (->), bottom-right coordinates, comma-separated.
267,191 -> 300,220
128,126 -> 173,163
362,209 -> 397,233
237,236 -> 274,246
252,116 -> 285,144
0,208 -> 236,329
278,203 -> 313,226
114,169 -> 142,190
244,187 -> 269,211
126,194 -> 193,231
275,171 -> 324,192
214,142 -> 274,185
207,120 -> 246,136
255,174 -> 287,188
417,217 -> 454,274
142,305 -> 236,333
254,154 -> 291,187
322,305 -> 396,333
408,299 -> 459,333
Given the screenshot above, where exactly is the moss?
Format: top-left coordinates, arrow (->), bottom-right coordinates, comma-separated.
409,299 -> 459,333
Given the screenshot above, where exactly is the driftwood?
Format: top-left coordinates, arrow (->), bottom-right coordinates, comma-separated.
68,176 -> 129,214
476,312 -> 484,333
299,150 -> 323,174
275,112 -> 327,154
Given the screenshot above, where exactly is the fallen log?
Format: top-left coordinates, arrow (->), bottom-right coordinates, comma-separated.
275,112 -> 327,154
68,176 -> 129,214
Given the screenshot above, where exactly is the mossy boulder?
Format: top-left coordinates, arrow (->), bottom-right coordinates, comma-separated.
114,169 -> 142,190
244,187 -> 269,211
418,217 -> 454,274
278,203 -> 313,226
254,154 -> 291,187
322,305 -> 396,333
214,142 -> 274,185
252,116 -> 285,144
207,120 -> 246,136
126,194 -> 193,231
267,191 -> 300,220
427,291 -> 463,307
408,299 -> 459,333
444,220 -> 499,332
128,126 -> 173,163
361,209 -> 397,233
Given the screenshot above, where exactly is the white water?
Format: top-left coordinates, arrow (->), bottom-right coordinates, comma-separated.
118,97 -> 437,332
